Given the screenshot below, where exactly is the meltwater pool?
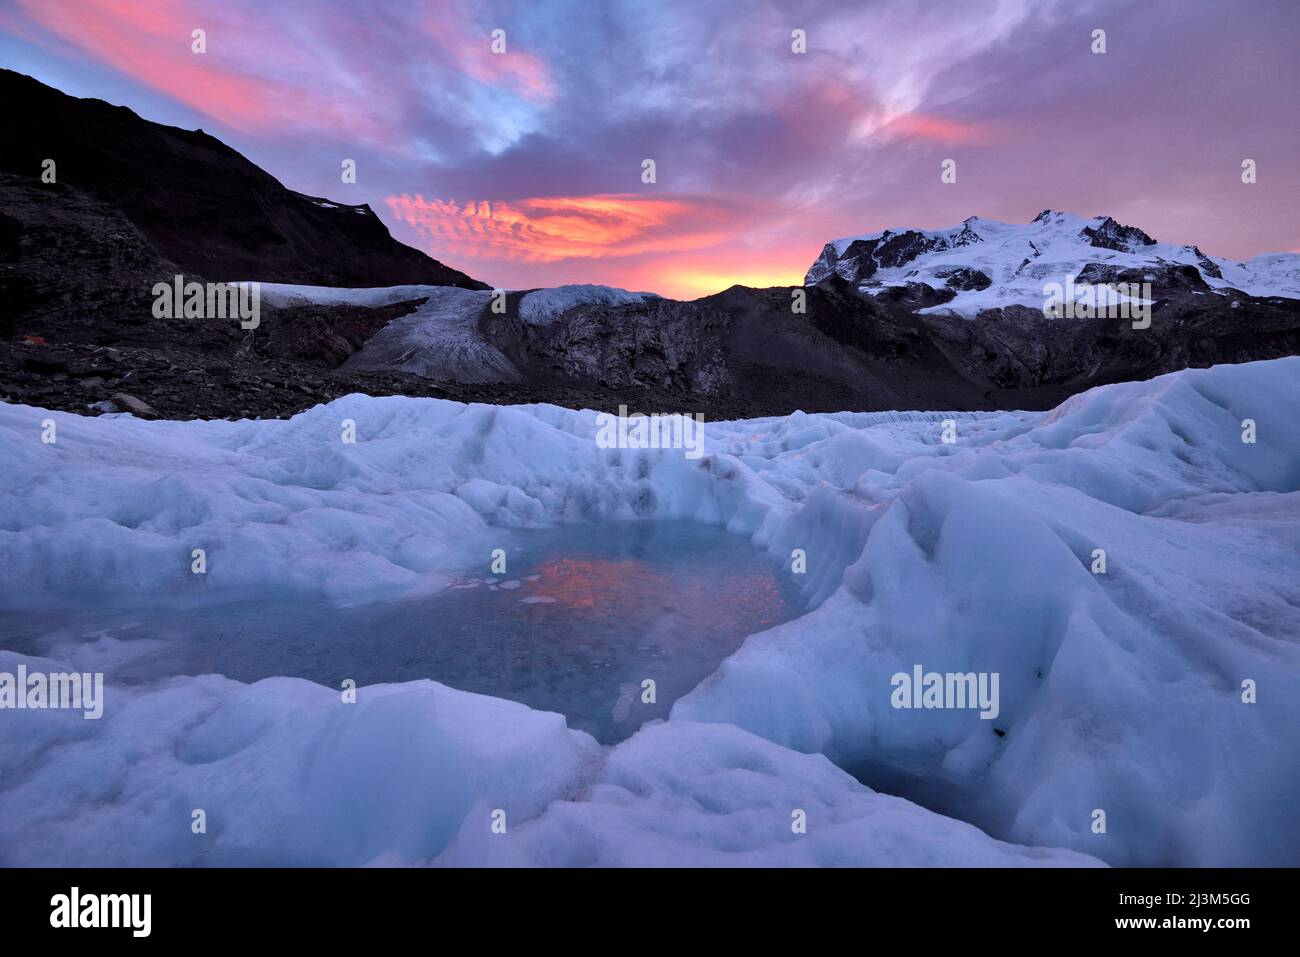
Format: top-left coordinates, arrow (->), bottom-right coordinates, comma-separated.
0,521 -> 805,743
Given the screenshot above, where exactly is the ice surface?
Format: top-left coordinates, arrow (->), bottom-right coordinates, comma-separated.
0,646 -> 1096,867
0,650 -> 597,866
676,359 -> 1300,865
2,357 -> 1297,865
439,721 -> 1100,867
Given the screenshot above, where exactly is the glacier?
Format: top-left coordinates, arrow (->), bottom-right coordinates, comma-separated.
255,281 -> 663,384
258,283 -> 521,384
518,284 -> 660,325
1,357 -> 1297,866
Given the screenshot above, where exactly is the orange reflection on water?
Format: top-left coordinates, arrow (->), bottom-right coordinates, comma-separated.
528,555 -> 790,627
530,557 -> 665,611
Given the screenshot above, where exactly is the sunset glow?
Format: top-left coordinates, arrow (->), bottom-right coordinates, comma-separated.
4,0 -> 1297,295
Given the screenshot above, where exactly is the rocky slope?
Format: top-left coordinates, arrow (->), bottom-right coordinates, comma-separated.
0,69 -> 486,290
335,269 -> 1300,414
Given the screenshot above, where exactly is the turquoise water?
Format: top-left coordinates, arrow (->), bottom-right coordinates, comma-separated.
0,521 -> 804,743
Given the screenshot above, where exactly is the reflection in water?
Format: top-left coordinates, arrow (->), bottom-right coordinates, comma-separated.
0,521 -> 805,744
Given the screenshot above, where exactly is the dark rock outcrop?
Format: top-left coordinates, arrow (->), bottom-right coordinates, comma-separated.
1080,216 -> 1156,253
0,69 -> 486,290
936,267 -> 992,292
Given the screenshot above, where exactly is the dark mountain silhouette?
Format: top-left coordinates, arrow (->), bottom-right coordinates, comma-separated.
0,69 -> 486,289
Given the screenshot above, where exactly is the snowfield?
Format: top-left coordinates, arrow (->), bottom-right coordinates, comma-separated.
1,357 -> 1297,866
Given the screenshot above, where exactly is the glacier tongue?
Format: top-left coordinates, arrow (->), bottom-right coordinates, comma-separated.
1,357 -> 1297,865
257,282 -> 522,383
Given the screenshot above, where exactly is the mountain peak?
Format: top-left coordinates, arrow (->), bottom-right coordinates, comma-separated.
0,69 -> 487,289
1080,216 -> 1157,252
805,211 -> 1298,311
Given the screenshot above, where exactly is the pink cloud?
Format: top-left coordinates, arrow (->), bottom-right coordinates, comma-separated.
424,4 -> 556,103
10,0 -> 556,145
14,0 -> 396,141
879,112 -> 995,145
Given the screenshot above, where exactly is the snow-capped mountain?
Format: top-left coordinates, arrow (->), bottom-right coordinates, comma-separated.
806,210 -> 1300,317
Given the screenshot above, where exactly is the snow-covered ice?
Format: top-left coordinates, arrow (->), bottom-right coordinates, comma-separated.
518,284 -> 658,325
1,357 -> 1297,866
0,650 -> 1095,867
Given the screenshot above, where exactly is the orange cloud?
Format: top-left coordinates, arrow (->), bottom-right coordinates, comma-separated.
387,193 -> 740,263
531,237 -> 821,301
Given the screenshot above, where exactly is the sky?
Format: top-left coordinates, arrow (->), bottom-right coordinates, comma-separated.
2,0 -> 1297,299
